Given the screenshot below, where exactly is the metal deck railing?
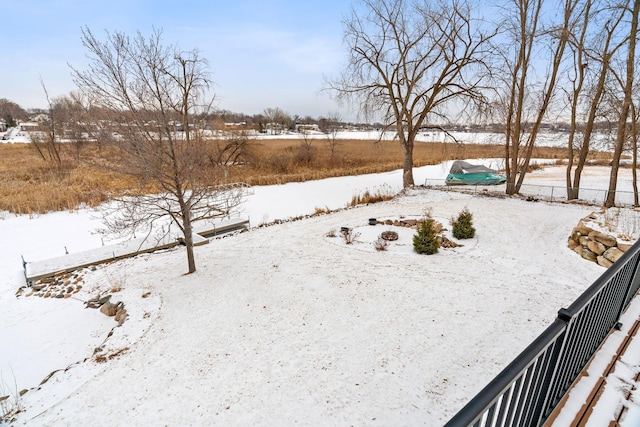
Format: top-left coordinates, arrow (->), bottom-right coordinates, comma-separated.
444,239 -> 640,427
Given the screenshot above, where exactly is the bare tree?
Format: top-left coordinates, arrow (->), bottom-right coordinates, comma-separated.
72,27 -> 246,274
496,0 -> 578,195
565,0 -> 625,200
29,78 -> 63,165
262,107 -> 292,135
209,131 -> 253,168
0,98 -> 28,126
319,112 -> 343,166
295,127 -> 317,166
605,0 -> 639,207
329,0 -> 494,188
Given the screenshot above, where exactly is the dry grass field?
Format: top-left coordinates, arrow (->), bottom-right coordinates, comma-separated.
0,137 -> 601,215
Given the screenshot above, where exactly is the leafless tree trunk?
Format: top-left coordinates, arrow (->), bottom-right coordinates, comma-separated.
328,0 -> 494,188
499,0 -> 577,195
632,102 -> 639,205
320,112 -> 342,167
31,78 -> 62,165
72,27 -> 245,274
605,0 -> 639,208
566,1 -> 625,200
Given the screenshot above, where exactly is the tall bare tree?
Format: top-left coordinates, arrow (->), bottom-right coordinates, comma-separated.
72,27 -> 245,274
496,0 -> 578,195
605,0 -> 639,207
329,0 -> 494,188
565,0 -> 625,200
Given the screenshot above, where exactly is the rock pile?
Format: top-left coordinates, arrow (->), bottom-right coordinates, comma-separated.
16,271 -> 127,325
568,222 -> 633,268
16,272 -> 84,299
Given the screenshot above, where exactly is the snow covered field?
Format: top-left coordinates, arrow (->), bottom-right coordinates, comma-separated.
1,127 -> 613,150
0,162 -> 635,425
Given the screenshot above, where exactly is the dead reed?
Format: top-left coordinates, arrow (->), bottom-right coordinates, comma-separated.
0,137 -> 601,215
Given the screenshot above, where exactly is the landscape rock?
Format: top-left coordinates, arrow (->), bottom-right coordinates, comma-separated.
572,224 -> 595,237
603,247 -> 624,263
588,231 -> 617,248
581,248 -> 598,262
100,301 -> 122,317
587,240 -> 606,256
570,212 -> 638,268
567,239 -> 579,250
618,242 -> 633,253
86,294 -> 112,309
597,256 -> 614,268
115,308 -> 128,325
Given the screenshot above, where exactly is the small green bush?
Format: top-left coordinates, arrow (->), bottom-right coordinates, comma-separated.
452,207 -> 476,239
413,219 -> 439,255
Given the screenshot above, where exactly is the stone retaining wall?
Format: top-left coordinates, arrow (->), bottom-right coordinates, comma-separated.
568,218 -> 633,268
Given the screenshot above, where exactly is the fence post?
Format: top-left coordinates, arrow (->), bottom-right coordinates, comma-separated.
533,308 -> 572,426
616,251 -> 640,321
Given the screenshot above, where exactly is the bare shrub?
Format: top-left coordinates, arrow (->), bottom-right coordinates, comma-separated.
374,237 -> 389,251
0,371 -> 24,423
294,140 -> 317,165
341,228 -> 360,244
267,152 -> 293,174
314,206 -> 331,215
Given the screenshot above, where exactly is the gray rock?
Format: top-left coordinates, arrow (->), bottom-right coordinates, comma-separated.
100,301 -> 122,317
115,308 -> 128,325
86,294 -> 112,309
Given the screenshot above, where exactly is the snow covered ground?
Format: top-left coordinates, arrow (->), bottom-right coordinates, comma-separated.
0,162 -> 636,425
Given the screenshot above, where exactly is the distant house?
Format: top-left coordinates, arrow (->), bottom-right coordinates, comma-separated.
0,119 -> 6,132
295,123 -> 320,133
31,113 -> 50,124
19,121 -> 40,131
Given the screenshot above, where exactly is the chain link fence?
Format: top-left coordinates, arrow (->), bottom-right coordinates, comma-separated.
423,179 -> 639,207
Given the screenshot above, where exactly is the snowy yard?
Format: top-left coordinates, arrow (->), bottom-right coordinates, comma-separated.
0,163 -> 633,425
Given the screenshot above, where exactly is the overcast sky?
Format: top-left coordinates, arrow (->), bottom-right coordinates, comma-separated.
1,0 -> 355,120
